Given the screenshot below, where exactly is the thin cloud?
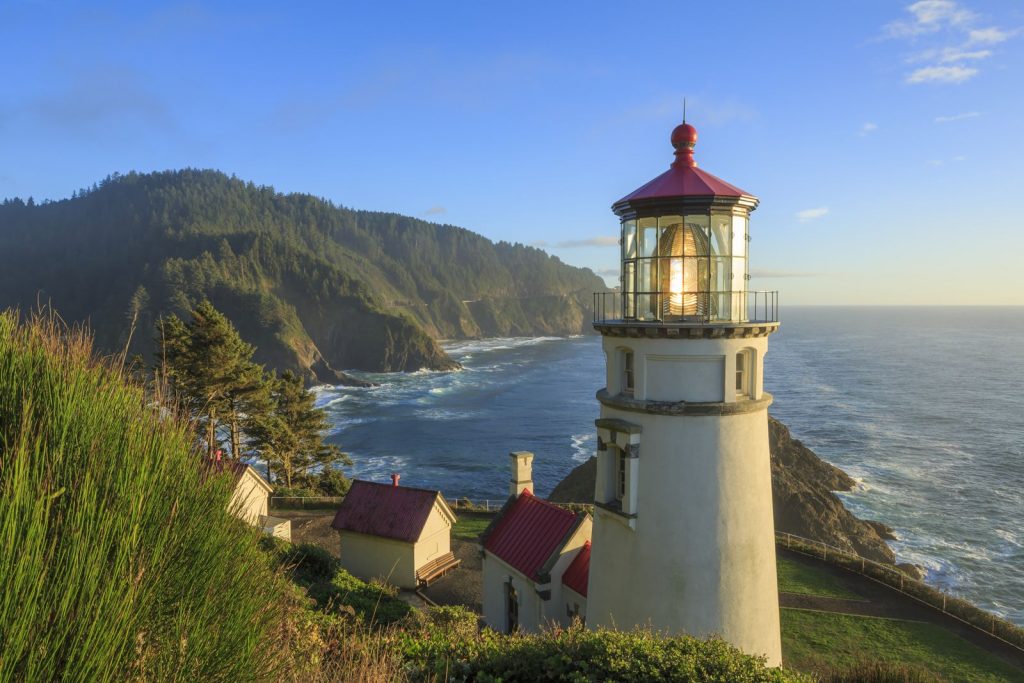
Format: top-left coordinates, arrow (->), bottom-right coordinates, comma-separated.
859,122 -> 878,136
796,207 -> 829,222
596,268 -> 620,278
883,0 -> 975,38
967,27 -> 1012,45
907,65 -> 978,84
555,236 -> 619,248
934,111 -> 980,123
883,2 -> 1016,85
26,66 -> 174,133
939,48 -> 991,62
423,206 -> 446,216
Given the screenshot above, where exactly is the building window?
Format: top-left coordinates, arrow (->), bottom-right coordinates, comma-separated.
622,350 -> 635,397
616,448 -> 626,501
736,351 -> 749,397
506,581 -> 519,633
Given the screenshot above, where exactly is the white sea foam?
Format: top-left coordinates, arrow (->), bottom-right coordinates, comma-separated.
570,433 -> 595,463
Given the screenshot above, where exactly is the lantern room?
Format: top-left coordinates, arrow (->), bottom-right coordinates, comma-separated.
606,121 -> 772,324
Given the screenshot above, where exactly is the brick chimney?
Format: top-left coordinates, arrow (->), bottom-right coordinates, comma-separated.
391,473 -> 400,487
509,451 -> 534,497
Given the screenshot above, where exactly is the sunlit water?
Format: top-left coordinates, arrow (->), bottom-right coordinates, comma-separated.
317,307 -> 1024,624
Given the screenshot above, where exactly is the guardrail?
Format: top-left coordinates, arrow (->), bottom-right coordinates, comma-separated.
593,290 -> 779,325
777,531 -> 1024,654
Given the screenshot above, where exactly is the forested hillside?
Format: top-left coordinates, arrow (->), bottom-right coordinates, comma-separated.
0,170 -> 605,381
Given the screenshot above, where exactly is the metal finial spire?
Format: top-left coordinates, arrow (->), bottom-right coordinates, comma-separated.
683,97 -> 687,123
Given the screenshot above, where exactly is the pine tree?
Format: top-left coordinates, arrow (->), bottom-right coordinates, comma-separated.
250,370 -> 350,488
158,300 -> 270,458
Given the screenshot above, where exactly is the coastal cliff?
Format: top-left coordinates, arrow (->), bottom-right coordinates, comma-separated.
0,170 -> 606,383
548,416 -> 898,566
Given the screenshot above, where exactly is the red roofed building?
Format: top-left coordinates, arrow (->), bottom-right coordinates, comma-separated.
481,453 -> 591,633
331,475 -> 459,589
561,540 -> 590,622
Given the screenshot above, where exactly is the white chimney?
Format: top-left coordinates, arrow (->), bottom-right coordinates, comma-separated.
509,451 -> 534,497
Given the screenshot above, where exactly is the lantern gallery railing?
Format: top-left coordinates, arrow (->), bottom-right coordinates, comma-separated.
593,290 -> 778,325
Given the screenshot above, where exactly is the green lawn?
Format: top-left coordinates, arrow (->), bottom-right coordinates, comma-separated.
781,609 -> 1023,682
776,555 -> 861,600
452,512 -> 494,541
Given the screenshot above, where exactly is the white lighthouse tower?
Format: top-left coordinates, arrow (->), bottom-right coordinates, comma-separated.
586,120 -> 782,665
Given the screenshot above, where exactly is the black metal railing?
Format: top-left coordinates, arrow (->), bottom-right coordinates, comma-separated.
593,290 -> 779,325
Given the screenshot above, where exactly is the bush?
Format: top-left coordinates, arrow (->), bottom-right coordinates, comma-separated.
281,542 -> 340,583
325,569 -> 412,625
0,311 -> 292,681
398,623 -> 809,682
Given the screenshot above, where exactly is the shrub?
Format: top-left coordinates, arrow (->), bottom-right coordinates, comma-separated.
326,568 -> 412,625
0,311 -> 291,681
281,542 -> 340,583
398,623 -> 809,682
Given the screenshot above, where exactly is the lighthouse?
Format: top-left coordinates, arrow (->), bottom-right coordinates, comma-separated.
586,120 -> 782,665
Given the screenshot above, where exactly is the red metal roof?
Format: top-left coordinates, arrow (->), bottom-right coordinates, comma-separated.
331,479 -> 448,543
615,122 -> 752,205
562,541 -> 590,597
483,490 -> 578,581
617,164 -> 750,203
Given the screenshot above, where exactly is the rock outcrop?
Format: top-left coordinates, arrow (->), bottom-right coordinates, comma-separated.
548,415 -> 897,565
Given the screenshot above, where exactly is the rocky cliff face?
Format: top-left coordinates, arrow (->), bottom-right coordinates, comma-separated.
548,416 -> 897,566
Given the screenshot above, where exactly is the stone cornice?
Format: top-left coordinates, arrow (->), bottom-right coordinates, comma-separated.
594,322 -> 779,339
597,388 -> 773,416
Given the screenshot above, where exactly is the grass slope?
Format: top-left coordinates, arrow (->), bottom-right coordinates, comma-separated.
781,609 -> 1024,682
0,311 -> 294,681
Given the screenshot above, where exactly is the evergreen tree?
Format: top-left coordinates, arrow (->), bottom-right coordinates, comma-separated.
250,370 -> 350,488
158,300 -> 269,458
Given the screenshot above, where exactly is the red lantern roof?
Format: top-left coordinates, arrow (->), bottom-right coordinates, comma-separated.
614,121 -> 753,207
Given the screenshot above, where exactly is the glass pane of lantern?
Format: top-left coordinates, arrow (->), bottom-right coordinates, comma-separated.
638,259 -> 655,295
711,256 -> 731,293
732,257 -> 746,291
684,214 -> 710,256
657,216 -> 683,258
732,215 -> 747,258
622,220 -> 637,260
624,262 -> 635,318
639,217 -> 658,258
710,214 -> 731,257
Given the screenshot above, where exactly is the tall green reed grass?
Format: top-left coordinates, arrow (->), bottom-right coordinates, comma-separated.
0,311 -> 292,682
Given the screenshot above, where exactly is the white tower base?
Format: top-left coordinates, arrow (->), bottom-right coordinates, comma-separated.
587,327 -> 782,667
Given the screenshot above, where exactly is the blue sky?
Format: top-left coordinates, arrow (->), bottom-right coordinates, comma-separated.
2,0 -> 1022,304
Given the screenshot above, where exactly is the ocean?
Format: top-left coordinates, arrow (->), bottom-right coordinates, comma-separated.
316,307 -> 1024,625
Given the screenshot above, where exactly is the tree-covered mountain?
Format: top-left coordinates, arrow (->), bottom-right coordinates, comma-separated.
0,170 -> 606,382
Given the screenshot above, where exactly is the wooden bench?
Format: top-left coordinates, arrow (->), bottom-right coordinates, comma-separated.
417,552 -> 461,586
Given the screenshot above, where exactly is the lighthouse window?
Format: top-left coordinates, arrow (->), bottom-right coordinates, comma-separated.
736,351 -> 749,396
622,350 -> 635,397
